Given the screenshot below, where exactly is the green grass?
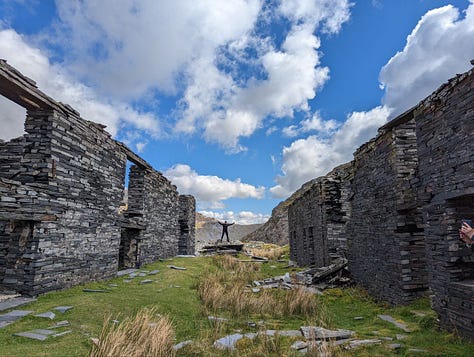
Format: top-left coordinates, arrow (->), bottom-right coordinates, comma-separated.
0,254 -> 473,357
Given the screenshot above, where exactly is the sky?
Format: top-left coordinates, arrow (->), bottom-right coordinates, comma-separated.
0,0 -> 473,224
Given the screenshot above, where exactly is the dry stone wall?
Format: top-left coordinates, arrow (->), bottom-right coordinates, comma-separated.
288,64 -> 474,340
348,117 -> 427,305
414,69 -> 474,340
0,60 -> 195,296
178,195 -> 196,255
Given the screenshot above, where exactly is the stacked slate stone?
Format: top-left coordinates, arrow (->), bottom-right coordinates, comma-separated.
0,61 -> 196,296
414,68 -> 474,340
288,178 -> 327,267
128,167 -> 180,264
288,164 -> 352,267
0,136 -> 25,179
347,116 -> 428,305
178,195 -> 196,255
322,163 -> 353,255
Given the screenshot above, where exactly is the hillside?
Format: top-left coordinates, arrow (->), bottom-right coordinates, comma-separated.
242,178 -> 318,246
195,212 -> 261,243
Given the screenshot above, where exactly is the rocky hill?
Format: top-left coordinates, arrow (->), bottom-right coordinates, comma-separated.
241,178 -> 318,246
195,212 -> 262,243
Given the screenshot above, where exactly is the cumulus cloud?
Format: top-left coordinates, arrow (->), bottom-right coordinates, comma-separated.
50,0 -> 351,151
0,29 -> 160,141
199,210 -> 270,225
179,1 -> 351,150
380,1 -> 474,116
271,106 -> 391,197
164,164 -> 265,209
282,112 -> 338,138
272,1 -> 474,198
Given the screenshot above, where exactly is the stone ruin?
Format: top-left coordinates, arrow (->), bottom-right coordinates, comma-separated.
0,60 -> 195,296
288,64 -> 473,340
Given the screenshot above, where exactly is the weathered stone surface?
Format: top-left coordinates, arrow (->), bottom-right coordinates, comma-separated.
54,306 -> 73,313
35,311 -> 56,319
300,326 -> 355,340
0,297 -> 36,312
0,61 -> 195,296
378,315 -> 412,332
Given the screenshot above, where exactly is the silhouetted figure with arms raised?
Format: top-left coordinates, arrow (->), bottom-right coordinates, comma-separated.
218,220 -> 235,242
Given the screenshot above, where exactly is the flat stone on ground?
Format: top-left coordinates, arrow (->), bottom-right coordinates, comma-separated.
377,315 -> 412,332
14,331 -> 48,341
140,279 -> 153,284
148,270 -> 160,275
300,326 -> 355,340
54,306 -> 73,313
291,341 -> 308,350
83,289 -> 108,293
167,265 -> 187,270
214,333 -> 243,350
35,311 -> 56,319
346,339 -> 382,349
48,321 -> 70,329
117,268 -> 137,277
173,340 -> 193,350
0,297 -> 36,312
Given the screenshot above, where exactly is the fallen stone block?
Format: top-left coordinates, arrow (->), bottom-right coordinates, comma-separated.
214,333 -> 243,350
54,306 -> 73,314
377,315 -> 412,332
346,339 -> 382,349
35,311 -> 56,319
14,331 -> 49,341
167,265 -> 187,270
173,340 -> 193,350
300,326 -> 355,340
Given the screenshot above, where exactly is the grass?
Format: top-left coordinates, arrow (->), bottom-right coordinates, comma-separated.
0,252 -> 473,356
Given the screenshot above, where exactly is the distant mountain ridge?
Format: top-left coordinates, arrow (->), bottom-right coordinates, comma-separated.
241,178 -> 319,246
195,212 -> 262,243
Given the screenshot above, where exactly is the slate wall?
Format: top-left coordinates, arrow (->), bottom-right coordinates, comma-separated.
0,62 -> 196,296
178,195 -> 196,255
414,69 -> 474,339
347,118 -> 428,305
288,164 -> 352,267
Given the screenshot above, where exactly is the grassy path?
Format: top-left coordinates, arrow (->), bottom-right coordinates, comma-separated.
0,254 -> 473,356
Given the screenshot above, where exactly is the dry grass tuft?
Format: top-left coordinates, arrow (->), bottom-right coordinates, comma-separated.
248,246 -> 285,260
282,286 -> 318,316
89,308 -> 175,357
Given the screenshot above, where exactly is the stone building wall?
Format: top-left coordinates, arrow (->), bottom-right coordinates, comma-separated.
413,69 -> 474,339
178,195 -> 196,255
347,117 -> 427,305
288,163 -> 352,266
0,60 -> 195,296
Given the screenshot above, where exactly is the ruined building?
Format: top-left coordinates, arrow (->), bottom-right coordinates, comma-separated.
288,163 -> 352,267
288,64 -> 473,339
0,60 -> 195,296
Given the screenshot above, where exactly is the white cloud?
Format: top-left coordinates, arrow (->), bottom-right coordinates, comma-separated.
380,1 -> 474,117
199,210 -> 270,225
0,29 -> 160,141
164,164 -> 265,209
272,1 -> 474,198
271,106 -> 391,197
282,112 -> 339,137
51,0 -> 351,151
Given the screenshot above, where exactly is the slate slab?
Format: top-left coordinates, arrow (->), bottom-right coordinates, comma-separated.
31,329 -> 56,336
83,289 -> 108,293
173,340 -> 193,350
0,297 -> 36,312
167,265 -> 187,270
148,270 -> 160,275
214,334 -> 243,350
377,315 -> 412,332
117,269 -> 137,277
48,321 -> 70,329
54,306 -> 73,313
14,331 -> 48,341
0,310 -> 33,328
300,326 -> 355,340
346,339 -> 382,349
140,279 -> 153,284
35,311 -> 56,319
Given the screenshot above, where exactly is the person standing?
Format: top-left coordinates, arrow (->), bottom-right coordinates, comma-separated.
218,220 -> 235,242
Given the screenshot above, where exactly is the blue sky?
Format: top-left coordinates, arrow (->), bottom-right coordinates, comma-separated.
1,0 -> 473,224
